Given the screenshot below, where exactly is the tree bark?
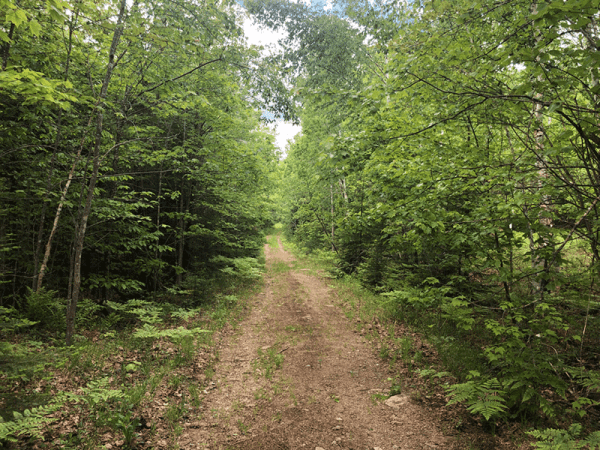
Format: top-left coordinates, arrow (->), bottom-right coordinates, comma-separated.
33,8 -> 79,291
65,0 -> 129,345
176,186 -> 186,287
528,2 -> 552,298
1,22 -> 15,71
330,183 -> 335,251
36,126 -> 90,292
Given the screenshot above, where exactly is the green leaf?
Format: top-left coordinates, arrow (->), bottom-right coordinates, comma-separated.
29,19 -> 42,35
6,8 -> 28,27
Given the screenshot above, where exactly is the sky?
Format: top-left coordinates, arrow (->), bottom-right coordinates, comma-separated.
241,11 -> 302,156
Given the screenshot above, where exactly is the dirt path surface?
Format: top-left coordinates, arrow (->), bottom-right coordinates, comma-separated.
178,238 -> 450,450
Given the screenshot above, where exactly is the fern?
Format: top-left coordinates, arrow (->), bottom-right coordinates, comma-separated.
446,375 -> 507,421
106,299 -> 163,324
0,409 -> 50,443
417,368 -> 452,379
567,367 -> 600,393
133,324 -> 210,342
170,307 -> 202,321
0,392 -> 78,443
82,377 -> 124,407
529,423 -> 600,449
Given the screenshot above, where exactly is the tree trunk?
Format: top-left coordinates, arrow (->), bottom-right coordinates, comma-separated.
153,167 -> 163,298
528,2 -> 552,298
32,5 -> 83,291
339,178 -> 348,203
36,141 -> 86,292
32,146 -> 57,291
330,183 -> 335,251
37,107 -> 98,291
176,186 -> 186,287
65,0 -> 128,345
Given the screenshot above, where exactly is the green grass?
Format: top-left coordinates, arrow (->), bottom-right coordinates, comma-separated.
252,345 -> 285,380
271,260 -> 292,273
265,231 -> 280,250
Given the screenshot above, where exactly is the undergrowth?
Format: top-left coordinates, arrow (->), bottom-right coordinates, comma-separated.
0,256 -> 264,448
282,232 -> 600,449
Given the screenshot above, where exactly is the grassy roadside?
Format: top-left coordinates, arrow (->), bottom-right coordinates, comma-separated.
281,227 -> 600,449
0,263 -> 264,449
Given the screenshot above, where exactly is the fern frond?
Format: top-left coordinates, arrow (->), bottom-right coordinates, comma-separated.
446,378 -> 507,421
0,396 -> 70,442
528,423 -> 600,449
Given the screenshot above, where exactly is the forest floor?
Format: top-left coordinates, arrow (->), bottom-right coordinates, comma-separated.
177,237 -> 525,450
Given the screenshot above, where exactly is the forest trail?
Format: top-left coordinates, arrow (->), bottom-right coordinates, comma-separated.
178,237 -> 449,450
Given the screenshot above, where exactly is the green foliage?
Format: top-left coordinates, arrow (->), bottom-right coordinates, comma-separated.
253,346 -> 285,380
382,279 -> 474,331
0,257 -> 254,448
478,298 -> 577,419
82,378 -> 141,447
164,401 -> 185,434
0,405 -> 54,443
389,383 -> 403,397
22,288 -> 65,332
446,372 -> 507,422
0,340 -> 55,382
132,324 -> 210,343
75,298 -> 104,330
170,307 -> 202,322
214,256 -> 264,281
83,377 -> 124,409
428,336 -> 484,387
0,393 -> 74,443
107,300 -> 164,325
0,0 -> 278,347
0,306 -> 37,333
529,423 -> 600,449
417,368 -> 452,382
271,0 -> 600,441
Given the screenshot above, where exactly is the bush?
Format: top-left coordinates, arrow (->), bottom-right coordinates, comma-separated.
22,288 -> 65,332
529,423 -> 600,449
212,256 -> 263,281
0,306 -> 37,334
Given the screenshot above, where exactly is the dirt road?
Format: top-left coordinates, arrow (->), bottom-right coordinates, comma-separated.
178,237 -> 449,449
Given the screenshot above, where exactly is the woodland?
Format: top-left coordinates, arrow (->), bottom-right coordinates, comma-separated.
1,0 -> 600,448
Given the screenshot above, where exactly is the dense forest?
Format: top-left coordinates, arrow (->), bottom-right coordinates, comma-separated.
0,0 -> 291,343
1,0 -> 600,447
258,0 -> 600,444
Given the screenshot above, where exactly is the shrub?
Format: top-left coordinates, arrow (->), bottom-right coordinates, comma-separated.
22,288 -> 65,332
529,423 -> 600,449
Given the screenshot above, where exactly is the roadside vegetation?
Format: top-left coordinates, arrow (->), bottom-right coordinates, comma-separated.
280,234 -> 600,449
0,256 -> 264,448
0,0 -> 280,446
249,0 -> 600,447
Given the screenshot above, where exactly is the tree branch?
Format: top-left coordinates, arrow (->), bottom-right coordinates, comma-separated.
138,57 -> 224,95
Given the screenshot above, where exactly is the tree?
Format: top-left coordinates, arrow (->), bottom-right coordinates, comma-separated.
0,0 -> 280,344
274,0 -> 600,421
